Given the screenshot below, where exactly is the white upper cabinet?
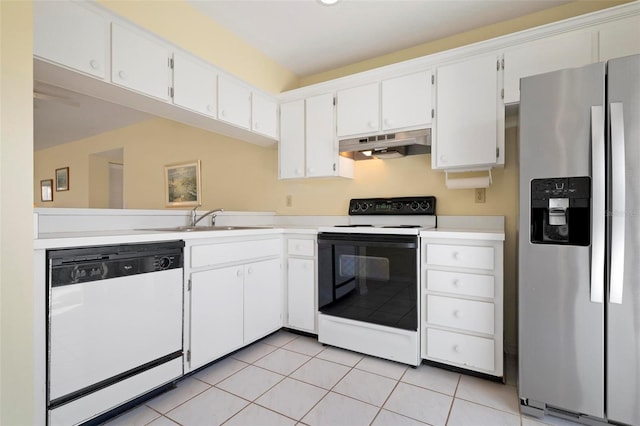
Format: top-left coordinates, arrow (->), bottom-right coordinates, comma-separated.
381,71 -> 433,131
33,1 -> 108,79
172,52 -> 217,117
434,54 -> 504,170
306,93 -> 337,178
279,94 -> 342,179
111,23 -> 171,101
218,76 -> 251,129
503,31 -> 593,104
598,15 -> 640,61
252,92 -> 278,139
279,100 -> 306,179
336,83 -> 379,137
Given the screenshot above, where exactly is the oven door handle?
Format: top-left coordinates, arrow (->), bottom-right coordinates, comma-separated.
318,240 -> 417,249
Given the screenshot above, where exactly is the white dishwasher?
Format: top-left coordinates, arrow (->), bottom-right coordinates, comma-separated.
46,241 -> 184,426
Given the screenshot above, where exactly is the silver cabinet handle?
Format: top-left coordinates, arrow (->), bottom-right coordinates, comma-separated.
590,105 -> 605,304
610,102 -> 626,304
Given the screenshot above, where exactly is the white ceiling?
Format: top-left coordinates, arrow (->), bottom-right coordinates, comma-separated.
33,82 -> 151,151
35,0 -> 575,150
188,0 -> 573,76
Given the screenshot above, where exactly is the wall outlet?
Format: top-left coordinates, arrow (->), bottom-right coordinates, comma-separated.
286,195 -> 292,207
475,188 -> 486,203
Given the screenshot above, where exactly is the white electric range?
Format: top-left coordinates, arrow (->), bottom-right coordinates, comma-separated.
317,196 -> 436,366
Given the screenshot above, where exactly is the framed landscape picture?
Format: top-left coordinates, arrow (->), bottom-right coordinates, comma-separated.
55,167 -> 69,191
41,179 -> 53,202
164,160 -> 201,207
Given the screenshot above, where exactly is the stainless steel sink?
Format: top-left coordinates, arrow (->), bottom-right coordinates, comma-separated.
144,226 -> 268,232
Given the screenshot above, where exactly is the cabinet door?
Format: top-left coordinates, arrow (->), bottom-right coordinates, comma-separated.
172,52 -> 217,117
336,83 -> 379,137
244,259 -> 282,343
434,55 -> 501,169
111,23 -> 171,101
279,100 -> 305,179
287,258 -> 316,332
599,15 -> 640,61
218,76 -> 251,129
503,31 -> 592,104
381,71 -> 432,131
252,93 -> 278,139
306,93 -> 336,177
33,1 -> 108,79
190,266 -> 244,369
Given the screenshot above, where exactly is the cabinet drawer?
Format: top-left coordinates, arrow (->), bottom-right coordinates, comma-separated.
427,295 -> 494,335
426,328 -> 494,372
426,244 -> 494,270
427,270 -> 494,298
191,238 -> 280,268
288,239 -> 315,257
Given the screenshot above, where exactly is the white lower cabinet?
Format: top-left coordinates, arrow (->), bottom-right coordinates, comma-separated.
421,235 -> 504,377
187,238 -> 282,371
285,236 -> 317,333
190,265 -> 244,368
244,259 -> 282,342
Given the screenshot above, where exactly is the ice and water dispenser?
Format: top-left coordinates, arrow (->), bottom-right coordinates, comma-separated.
530,177 -> 591,246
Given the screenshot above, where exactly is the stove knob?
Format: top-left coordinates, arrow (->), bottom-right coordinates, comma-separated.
410,201 -> 419,211
393,202 -> 403,211
352,202 -> 361,212
361,203 -> 369,212
420,201 -> 430,211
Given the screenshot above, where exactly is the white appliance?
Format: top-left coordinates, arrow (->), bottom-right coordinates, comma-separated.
47,241 -> 184,425
317,196 -> 436,366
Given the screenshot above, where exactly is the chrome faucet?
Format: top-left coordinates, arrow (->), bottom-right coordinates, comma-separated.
190,206 -> 224,227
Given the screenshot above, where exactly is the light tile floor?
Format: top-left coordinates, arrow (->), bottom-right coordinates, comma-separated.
103,330 -> 582,426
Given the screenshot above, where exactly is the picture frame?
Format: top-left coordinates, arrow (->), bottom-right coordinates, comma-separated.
164,160 -> 201,207
55,167 -> 69,191
41,179 -> 53,202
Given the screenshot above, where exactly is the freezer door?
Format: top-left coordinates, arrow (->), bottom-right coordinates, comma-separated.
518,62 -> 605,418
606,54 -> 640,426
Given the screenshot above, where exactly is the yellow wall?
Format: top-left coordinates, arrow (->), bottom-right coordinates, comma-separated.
0,1 -> 34,425
300,0 -> 631,86
98,0 -> 299,93
35,118 -> 280,210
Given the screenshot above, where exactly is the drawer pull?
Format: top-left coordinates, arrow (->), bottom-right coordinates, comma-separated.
453,310 -> 462,318
452,279 -> 460,287
453,344 -> 461,353
236,270 -> 242,278
452,251 -> 460,260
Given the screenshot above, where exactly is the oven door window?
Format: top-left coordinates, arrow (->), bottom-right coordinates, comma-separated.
318,234 -> 418,331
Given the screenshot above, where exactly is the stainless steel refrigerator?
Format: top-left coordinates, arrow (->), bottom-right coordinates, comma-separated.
518,54 -> 639,425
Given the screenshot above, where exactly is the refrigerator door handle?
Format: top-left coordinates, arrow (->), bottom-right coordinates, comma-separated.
610,102 -> 626,304
590,105 -> 605,304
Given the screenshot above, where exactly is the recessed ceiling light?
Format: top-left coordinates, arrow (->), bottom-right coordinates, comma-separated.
318,0 -> 340,5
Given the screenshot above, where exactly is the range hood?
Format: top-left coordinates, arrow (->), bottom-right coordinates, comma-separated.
339,128 -> 431,160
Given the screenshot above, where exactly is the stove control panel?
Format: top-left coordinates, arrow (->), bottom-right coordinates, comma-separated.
349,196 -> 436,215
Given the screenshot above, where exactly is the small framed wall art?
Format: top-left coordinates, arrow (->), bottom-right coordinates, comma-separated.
164,160 -> 201,207
41,179 -> 53,202
55,167 -> 69,191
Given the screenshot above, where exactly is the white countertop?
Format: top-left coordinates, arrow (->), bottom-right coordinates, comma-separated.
420,227 -> 505,241
33,210 -> 505,249
34,226 -> 321,250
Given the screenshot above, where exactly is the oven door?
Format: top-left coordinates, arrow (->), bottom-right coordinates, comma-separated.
317,233 -> 418,331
